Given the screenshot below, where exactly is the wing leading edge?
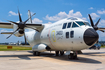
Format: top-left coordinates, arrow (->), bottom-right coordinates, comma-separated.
0,22 -> 44,32
0,22 -> 13,29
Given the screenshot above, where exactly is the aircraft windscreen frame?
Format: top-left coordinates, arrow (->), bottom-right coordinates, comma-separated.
84,22 -> 91,26
76,21 -> 90,26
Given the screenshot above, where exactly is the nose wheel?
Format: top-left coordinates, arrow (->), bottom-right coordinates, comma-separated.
33,51 -> 40,56
68,51 -> 78,60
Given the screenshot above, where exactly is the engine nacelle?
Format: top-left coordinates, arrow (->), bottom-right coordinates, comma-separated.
14,29 -> 24,37
32,44 -> 51,52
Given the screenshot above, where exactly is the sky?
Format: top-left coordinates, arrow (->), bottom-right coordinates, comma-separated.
0,0 -> 105,43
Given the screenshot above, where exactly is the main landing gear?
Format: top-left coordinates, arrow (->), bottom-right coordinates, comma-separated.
33,51 -> 78,60
33,51 -> 41,56
55,51 -> 64,56
68,51 -> 78,60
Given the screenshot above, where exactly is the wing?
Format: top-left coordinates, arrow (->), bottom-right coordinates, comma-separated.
0,22 -> 44,31
25,23 -> 44,31
0,22 -> 13,29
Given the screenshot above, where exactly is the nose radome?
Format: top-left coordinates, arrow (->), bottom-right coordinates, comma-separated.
83,28 -> 99,46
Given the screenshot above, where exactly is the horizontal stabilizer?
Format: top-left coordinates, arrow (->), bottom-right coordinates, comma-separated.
1,32 -> 14,34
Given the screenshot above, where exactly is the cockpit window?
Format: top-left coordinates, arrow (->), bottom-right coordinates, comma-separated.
62,23 -> 67,29
67,22 -> 71,28
76,21 -> 85,26
72,22 -> 79,28
84,22 -> 91,26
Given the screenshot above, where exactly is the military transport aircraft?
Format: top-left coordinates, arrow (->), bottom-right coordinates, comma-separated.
0,10 -> 105,59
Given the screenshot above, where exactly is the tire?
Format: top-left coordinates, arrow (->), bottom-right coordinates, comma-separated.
36,52 -> 40,56
33,51 -> 36,56
33,51 -> 40,56
56,51 -> 59,56
60,51 -> 64,56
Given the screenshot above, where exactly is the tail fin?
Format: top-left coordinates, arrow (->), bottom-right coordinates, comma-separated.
28,10 -> 32,23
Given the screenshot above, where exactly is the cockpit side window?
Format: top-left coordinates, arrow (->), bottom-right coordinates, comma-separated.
72,22 -> 79,28
67,22 -> 71,28
62,23 -> 67,29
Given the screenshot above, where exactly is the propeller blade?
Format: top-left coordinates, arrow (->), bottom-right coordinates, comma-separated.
18,9 -> 22,22
6,28 -> 19,39
24,31 -> 27,45
88,14 -> 94,27
100,30 -> 104,32
6,20 -> 18,25
95,18 -> 101,26
98,28 -> 105,30
24,13 -> 36,24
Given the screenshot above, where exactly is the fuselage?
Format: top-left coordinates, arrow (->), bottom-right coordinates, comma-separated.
25,18 -> 99,51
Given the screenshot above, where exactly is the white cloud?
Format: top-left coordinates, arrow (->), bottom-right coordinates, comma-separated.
9,11 -> 18,16
89,7 -> 93,10
9,11 -> 22,16
82,17 -> 87,21
97,10 -> 105,14
90,13 -> 100,20
44,10 -> 85,21
58,12 -> 68,18
32,18 -> 43,24
0,29 -> 8,32
98,19 -> 105,26
98,31 -> 105,41
0,29 -> 12,33
100,19 -> 105,23
68,10 -> 82,18
45,22 -> 52,24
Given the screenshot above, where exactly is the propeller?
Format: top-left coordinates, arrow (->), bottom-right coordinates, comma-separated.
6,9 -> 36,45
88,14 -> 104,32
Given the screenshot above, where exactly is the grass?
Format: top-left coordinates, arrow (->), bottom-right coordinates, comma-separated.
101,46 -> 105,48
0,45 -> 105,51
0,45 -> 32,51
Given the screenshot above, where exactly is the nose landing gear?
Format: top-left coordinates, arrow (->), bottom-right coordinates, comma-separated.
68,51 -> 78,60
33,51 -> 41,56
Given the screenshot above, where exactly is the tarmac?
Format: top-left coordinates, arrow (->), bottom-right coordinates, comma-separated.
0,48 -> 105,70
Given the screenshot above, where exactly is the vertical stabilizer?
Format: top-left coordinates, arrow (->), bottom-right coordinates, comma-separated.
28,10 -> 32,23
27,10 -> 34,31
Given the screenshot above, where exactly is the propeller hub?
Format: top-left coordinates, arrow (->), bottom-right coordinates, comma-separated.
18,22 -> 25,29
93,26 -> 98,30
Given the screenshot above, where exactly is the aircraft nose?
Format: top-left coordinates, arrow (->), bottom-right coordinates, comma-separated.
83,28 -> 99,46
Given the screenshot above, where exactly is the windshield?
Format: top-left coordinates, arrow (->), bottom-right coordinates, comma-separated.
76,21 -> 91,26
84,22 -> 91,26
76,21 -> 85,26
